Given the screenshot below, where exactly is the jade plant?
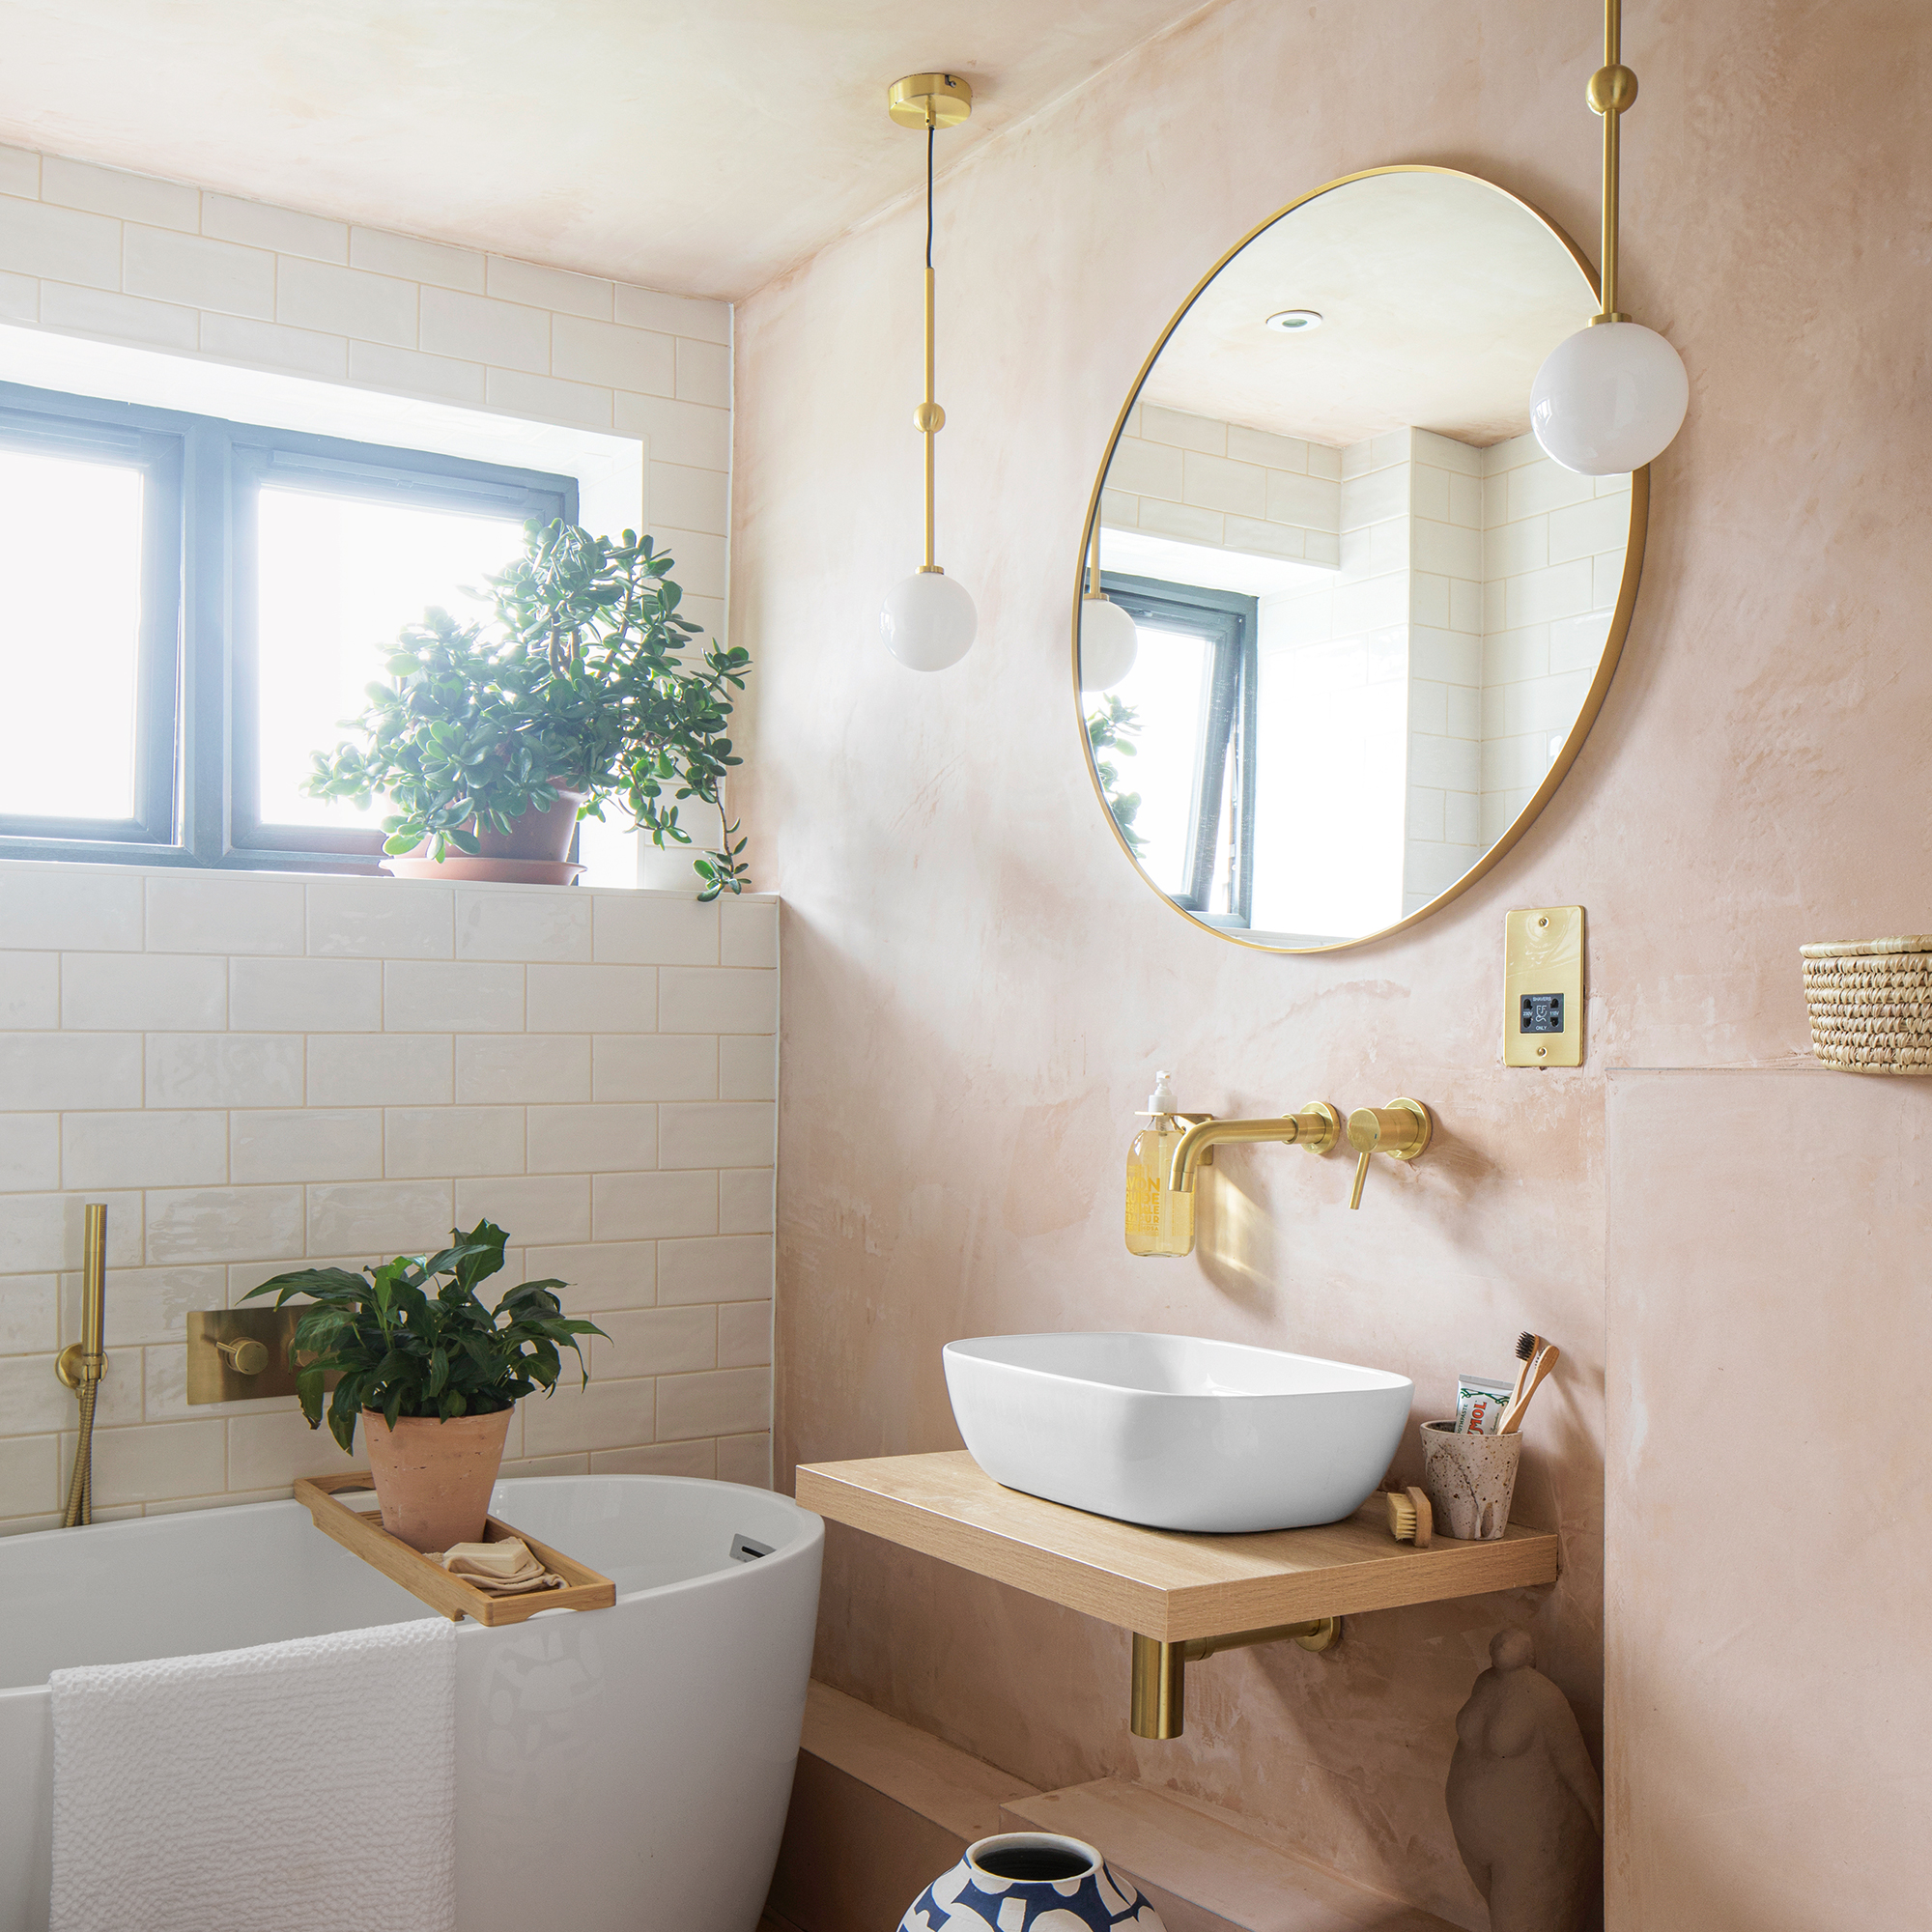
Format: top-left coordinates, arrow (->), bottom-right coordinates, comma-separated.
305,518 -> 753,899
1087,693 -> 1146,856
243,1220 -> 605,1454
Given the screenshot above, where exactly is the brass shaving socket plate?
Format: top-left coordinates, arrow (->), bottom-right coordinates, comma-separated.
1587,64 -> 1638,113
888,72 -> 974,129
913,401 -> 946,433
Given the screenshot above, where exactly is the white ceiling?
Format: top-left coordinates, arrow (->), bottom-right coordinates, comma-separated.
1138,170 -> 1601,449
0,1 -> 1205,300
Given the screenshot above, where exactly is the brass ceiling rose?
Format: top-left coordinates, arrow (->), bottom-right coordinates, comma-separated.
888,72 -> 974,129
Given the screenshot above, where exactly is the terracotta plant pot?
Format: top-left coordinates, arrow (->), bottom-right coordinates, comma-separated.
381,782 -> 587,886
360,1406 -> 514,1552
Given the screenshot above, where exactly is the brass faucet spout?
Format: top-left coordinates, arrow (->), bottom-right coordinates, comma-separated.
1169,1103 -> 1341,1193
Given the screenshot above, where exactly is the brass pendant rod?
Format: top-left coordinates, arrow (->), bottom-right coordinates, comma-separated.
1587,0 -> 1635,325
1087,517 -> 1101,598
917,117 -> 944,574
922,262 -> 937,571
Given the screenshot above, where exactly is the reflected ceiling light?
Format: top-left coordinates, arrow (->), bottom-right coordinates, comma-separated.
1530,0 -> 1689,474
1264,309 -> 1323,334
1078,521 -> 1138,691
878,72 -> 978,673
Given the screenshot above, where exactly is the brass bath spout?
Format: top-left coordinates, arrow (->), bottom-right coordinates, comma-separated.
55,1203 -> 108,1527
1167,1104 -> 1342,1193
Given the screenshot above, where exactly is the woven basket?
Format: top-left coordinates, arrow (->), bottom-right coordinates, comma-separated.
1801,936 -> 1932,1074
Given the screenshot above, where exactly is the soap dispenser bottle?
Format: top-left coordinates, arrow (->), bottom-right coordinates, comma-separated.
1125,1071 -> 1195,1258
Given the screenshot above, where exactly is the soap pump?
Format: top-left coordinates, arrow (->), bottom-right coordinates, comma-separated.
1125,1072 -> 1209,1258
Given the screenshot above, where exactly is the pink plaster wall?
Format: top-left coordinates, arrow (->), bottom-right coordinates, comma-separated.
729,1 -> 1930,1923
1605,1069 -> 1929,1931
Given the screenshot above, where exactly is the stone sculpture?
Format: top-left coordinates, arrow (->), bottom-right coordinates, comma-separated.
1446,1630 -> 1603,1932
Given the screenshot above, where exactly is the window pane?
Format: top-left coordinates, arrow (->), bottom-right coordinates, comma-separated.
254,487 -> 528,830
0,446 -> 144,821
1109,623 -> 1210,898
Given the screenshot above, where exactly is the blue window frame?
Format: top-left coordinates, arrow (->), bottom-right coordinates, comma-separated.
0,380 -> 577,873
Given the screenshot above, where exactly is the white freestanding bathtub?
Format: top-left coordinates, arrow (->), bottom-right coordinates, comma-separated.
0,1475 -> 823,1932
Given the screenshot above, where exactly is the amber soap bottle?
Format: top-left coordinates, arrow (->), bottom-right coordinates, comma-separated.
1125,1071 -> 1194,1258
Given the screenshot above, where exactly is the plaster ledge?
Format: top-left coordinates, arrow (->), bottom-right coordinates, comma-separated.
772,1683 -> 1456,1932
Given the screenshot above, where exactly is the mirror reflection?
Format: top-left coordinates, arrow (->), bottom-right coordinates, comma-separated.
1080,169 -> 1642,949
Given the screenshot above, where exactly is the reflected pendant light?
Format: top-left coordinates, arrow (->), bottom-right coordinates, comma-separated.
1530,0 -> 1690,475
878,72 -> 978,672
1078,520 -> 1138,691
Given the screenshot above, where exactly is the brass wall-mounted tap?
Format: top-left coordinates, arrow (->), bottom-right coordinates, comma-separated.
1167,1103 -> 1343,1194
1346,1099 -> 1434,1208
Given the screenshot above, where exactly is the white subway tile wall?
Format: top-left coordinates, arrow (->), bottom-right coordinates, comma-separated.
0,865 -> 778,1532
1100,401 -> 1343,564
1478,431 -> 1631,845
0,140 -> 730,645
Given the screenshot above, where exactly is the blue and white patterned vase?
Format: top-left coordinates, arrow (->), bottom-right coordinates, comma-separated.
899,1833 -> 1164,1932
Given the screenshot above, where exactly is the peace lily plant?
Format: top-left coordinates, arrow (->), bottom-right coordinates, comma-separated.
246,1220 -> 605,1550
306,519 -> 752,899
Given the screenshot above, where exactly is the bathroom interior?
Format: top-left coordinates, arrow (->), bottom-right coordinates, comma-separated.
0,2 -> 1923,1929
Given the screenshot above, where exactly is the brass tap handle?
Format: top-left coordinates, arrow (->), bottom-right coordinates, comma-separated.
216,1337 -> 270,1377
1345,1099 -> 1434,1209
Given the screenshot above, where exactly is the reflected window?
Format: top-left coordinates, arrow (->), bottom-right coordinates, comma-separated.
1094,577 -> 1256,923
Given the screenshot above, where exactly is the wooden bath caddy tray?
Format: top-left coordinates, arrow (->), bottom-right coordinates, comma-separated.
293,1473 -> 616,1627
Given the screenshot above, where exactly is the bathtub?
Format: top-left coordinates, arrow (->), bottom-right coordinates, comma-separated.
0,1474 -> 823,1932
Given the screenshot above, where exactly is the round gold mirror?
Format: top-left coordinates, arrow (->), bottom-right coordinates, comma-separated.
1075,166 -> 1647,952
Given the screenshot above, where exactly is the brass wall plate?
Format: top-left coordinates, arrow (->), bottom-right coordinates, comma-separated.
1505,906 -> 1584,1066
186,1307 -> 313,1406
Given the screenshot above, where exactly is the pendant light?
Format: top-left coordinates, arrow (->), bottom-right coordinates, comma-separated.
1530,0 -> 1690,475
878,73 -> 978,672
1078,521 -> 1139,691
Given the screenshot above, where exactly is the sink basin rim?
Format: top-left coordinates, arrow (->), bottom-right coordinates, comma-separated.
943,1331 -> 1413,1403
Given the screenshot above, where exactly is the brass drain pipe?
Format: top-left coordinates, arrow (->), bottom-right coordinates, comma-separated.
56,1204 -> 108,1527
1130,1616 -> 1342,1740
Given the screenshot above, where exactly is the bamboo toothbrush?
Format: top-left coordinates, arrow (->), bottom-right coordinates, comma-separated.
1502,1340 -> 1560,1435
1503,1330 -> 1543,1425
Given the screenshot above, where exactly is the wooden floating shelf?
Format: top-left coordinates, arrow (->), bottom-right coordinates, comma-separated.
294,1473 -> 615,1627
797,1451 -> 1558,1643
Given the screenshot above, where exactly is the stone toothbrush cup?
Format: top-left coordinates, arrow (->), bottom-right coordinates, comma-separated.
1420,1421 -> 1522,1540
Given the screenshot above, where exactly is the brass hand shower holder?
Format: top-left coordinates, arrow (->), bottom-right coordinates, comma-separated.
55,1203 -> 109,1527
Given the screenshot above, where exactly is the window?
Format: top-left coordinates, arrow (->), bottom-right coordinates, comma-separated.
0,380 -> 575,871
1098,575 -> 1258,926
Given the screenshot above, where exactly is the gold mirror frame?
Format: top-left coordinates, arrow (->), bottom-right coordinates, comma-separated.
1074,164 -> 1650,953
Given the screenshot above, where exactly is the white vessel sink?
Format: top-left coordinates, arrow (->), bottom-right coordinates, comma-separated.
943,1332 -> 1412,1534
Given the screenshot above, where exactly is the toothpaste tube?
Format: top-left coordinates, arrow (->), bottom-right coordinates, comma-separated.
1455,1374 -> 1515,1435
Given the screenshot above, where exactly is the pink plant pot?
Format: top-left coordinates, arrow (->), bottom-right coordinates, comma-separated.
360,1406 -> 514,1552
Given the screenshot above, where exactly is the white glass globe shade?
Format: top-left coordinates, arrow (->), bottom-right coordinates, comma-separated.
1530,321 -> 1689,475
880,570 -> 977,671
1078,595 -> 1139,691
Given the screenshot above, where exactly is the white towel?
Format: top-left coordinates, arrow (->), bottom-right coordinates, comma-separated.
50,1617 -> 455,1932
